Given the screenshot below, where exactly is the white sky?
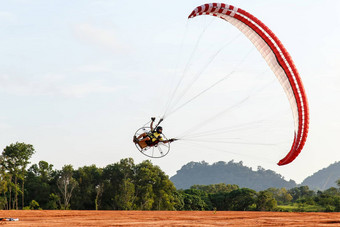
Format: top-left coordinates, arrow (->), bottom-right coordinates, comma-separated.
1,0 -> 339,184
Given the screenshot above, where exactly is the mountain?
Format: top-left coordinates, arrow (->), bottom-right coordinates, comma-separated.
170,160 -> 297,191
301,161 -> 340,191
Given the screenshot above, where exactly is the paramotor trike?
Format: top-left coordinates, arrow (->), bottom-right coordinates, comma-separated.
134,126 -> 171,158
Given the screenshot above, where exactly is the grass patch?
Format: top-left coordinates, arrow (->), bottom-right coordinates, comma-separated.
278,203 -> 324,212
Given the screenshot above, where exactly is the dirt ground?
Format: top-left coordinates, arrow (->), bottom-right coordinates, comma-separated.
0,210 -> 340,226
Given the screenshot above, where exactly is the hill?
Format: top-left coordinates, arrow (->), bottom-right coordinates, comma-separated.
170,160 -> 297,191
301,161 -> 340,191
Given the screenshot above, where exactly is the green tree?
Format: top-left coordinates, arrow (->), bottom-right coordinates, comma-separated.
114,158 -> 136,210
102,158 -> 136,210
266,188 -> 292,204
25,161 -> 54,209
256,191 -> 277,211
288,186 -> 315,202
315,189 -> 340,211
72,165 -> 103,210
191,183 -> 239,194
101,158 -> 176,210
46,193 -> 60,210
334,196 -> 340,212
227,188 -> 257,211
33,161 -> 54,182
101,164 -> 120,209
1,142 -> 35,209
0,156 -> 9,209
182,193 -> 207,210
173,191 -> 185,211
179,189 -> 209,210
147,163 -> 176,210
134,161 -> 156,210
323,187 -> 340,197
135,160 -> 176,210
209,192 -> 229,210
116,178 -> 135,210
210,188 -> 257,211
24,200 -> 40,210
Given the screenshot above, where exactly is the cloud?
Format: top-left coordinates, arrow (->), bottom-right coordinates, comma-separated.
61,81 -> 120,98
0,73 -> 67,96
0,73 -> 35,95
0,11 -> 16,24
0,73 -> 120,98
74,23 -> 127,52
74,64 -> 114,74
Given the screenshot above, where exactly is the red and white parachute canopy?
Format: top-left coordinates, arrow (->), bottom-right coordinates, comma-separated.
188,3 -> 309,166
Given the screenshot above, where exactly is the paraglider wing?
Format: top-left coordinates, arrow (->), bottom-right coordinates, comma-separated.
188,3 -> 309,165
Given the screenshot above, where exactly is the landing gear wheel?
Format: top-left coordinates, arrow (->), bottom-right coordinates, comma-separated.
134,127 -> 170,158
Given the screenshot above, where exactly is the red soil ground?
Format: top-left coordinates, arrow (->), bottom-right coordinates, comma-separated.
0,210 -> 339,226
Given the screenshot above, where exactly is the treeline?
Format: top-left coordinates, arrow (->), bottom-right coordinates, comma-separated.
1,142 -> 340,211
179,183 -> 340,212
1,142 -> 176,210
